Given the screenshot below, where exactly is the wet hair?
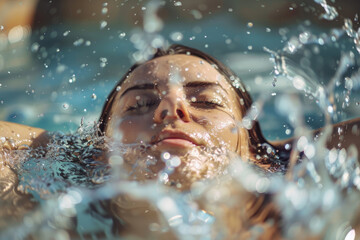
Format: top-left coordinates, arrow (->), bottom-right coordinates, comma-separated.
99,44 -> 288,170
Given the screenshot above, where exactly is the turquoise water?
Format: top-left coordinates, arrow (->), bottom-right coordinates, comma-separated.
1,1 -> 360,239
1,10 -> 358,139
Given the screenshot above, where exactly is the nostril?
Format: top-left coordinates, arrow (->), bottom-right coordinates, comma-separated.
177,109 -> 185,118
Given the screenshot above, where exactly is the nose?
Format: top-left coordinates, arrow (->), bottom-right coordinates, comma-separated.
153,91 -> 191,123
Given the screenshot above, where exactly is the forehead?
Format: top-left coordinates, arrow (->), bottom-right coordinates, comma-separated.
121,54 -> 231,89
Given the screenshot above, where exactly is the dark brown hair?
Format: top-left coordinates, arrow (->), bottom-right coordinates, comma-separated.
98,44 -> 288,170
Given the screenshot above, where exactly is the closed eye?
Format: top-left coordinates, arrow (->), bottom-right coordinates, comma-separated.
191,100 -> 224,109
125,99 -> 158,112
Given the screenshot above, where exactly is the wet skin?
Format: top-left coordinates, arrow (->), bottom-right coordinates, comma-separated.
106,54 -> 244,159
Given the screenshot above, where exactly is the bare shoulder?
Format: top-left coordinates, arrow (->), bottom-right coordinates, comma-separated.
0,121 -> 49,149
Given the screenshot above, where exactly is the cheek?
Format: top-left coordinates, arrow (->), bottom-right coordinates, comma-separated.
116,115 -> 154,144
197,113 -> 238,149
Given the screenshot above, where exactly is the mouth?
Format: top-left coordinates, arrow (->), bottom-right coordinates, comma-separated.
153,130 -> 199,149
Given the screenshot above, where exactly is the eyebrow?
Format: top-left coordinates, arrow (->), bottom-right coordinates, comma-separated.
120,83 -> 156,98
184,81 -> 228,93
120,81 -> 228,98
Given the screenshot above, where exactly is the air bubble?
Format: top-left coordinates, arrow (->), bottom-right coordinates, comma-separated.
62,103 -> 69,110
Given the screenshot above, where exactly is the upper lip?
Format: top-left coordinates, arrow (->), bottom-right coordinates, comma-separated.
152,129 -> 199,146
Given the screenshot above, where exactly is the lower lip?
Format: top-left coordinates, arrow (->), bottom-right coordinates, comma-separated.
157,138 -> 196,148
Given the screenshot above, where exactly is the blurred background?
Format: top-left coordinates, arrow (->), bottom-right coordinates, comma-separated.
0,0 -> 359,140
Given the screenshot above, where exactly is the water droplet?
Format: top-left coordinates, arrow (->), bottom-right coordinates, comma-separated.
119,32 -> 126,38
345,77 -> 353,90
62,103 -> 69,110
69,74 -> 76,83
228,8 -> 233,12
169,156 -> 181,167
31,42 -> 40,52
242,117 -> 253,129
170,32 -> 183,42
91,93 -> 97,100
190,10 -> 202,20
63,30 -> 70,37
102,7 -> 108,15
100,57 -> 107,68
315,0 -> 338,20
116,86 -> 121,91
247,22 -> 253,28
100,20 -> 107,29
0,25 -> 4,31
225,39 -> 232,44
161,152 -> 171,161
299,31 -> 310,44
293,75 -> 306,90
174,1 -> 182,6
344,19 -> 355,37
266,27 -> 271,32
73,38 -> 84,46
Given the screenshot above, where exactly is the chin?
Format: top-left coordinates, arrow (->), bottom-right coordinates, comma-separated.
120,143 -> 230,190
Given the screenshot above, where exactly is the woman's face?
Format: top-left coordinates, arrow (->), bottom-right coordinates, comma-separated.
106,54 -> 246,185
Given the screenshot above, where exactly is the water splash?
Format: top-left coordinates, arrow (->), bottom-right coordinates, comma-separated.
314,0 -> 338,20
343,18 -> 360,54
130,0 -> 166,63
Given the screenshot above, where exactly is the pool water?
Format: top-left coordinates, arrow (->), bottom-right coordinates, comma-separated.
1,0 -> 360,239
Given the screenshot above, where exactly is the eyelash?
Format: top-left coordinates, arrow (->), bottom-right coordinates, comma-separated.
125,99 -> 157,112
125,98 -> 224,112
191,100 -> 224,109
